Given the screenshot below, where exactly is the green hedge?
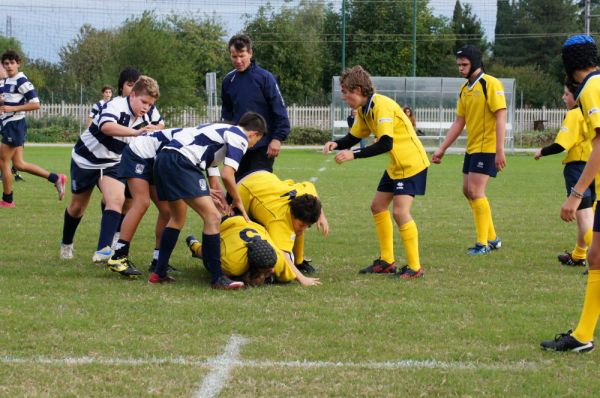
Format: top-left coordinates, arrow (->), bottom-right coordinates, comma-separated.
286,126 -> 331,145
26,116 -> 81,143
515,129 -> 556,148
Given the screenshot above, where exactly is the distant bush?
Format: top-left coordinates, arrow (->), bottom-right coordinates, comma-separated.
286,126 -> 331,145
515,129 -> 555,148
26,116 -> 81,143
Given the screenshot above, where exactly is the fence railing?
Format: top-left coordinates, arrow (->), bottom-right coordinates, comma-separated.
29,103 -> 567,134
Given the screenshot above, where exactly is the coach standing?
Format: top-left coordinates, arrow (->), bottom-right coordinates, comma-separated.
221,34 -> 290,181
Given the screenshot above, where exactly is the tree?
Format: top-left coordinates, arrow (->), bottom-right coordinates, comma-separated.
452,0 -> 489,54
244,1 -> 328,104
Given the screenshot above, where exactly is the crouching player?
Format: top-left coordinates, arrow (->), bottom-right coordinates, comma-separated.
323,65 -> 429,279
237,171 -> 326,285
106,127 -> 185,277
148,112 -> 266,289
186,215 -> 306,287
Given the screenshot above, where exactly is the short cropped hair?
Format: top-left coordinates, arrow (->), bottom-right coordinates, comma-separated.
101,85 -> 113,94
290,194 -> 322,225
117,67 -> 140,96
1,49 -> 21,64
131,75 -> 160,100
228,34 -> 253,52
340,65 -> 374,98
238,111 -> 267,135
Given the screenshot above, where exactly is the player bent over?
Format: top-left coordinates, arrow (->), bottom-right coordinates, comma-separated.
237,171 -> 326,286
187,216 -> 308,287
59,76 -> 160,261
534,82 -> 595,267
323,65 -> 428,279
148,112 -> 266,289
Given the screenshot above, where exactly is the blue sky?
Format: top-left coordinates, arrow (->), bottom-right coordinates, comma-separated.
2,0 -> 497,63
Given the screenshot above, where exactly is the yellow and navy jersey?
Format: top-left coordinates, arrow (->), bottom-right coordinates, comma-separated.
219,216 -> 296,283
350,93 -> 429,179
456,73 -> 507,154
554,108 -> 591,164
238,171 -> 318,253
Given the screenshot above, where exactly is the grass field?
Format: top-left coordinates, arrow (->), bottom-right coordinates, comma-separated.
1,147 -> 599,397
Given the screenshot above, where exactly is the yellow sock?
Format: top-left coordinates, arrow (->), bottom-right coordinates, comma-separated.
584,228 -> 593,248
471,197 -> 491,246
374,211 -> 394,264
399,220 -> 420,271
572,270 -> 600,343
572,244 -> 588,261
293,233 -> 304,264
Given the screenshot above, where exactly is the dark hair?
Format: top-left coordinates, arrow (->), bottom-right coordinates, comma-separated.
290,194 -> 322,225
117,67 -> 140,96
101,85 -> 113,94
564,77 -> 579,96
238,111 -> 267,135
340,65 -> 374,98
1,49 -> 21,64
562,40 -> 598,80
228,34 -> 253,52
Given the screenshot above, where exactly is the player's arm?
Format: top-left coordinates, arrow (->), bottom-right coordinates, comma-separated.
534,143 -> 565,160
100,121 -> 142,137
561,131 -> 600,221
323,133 -> 362,153
207,171 -> 227,214
316,208 -> 329,236
221,165 -> 249,221
432,116 -> 465,163
494,108 -> 507,170
220,80 -> 234,123
2,101 -> 40,113
282,251 -> 321,286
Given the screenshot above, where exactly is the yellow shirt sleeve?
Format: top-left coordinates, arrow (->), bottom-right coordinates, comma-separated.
456,84 -> 466,117
486,78 -> 507,113
554,110 -> 579,151
266,219 -> 295,253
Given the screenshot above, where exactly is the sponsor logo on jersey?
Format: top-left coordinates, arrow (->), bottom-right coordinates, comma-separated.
135,163 -> 145,174
378,117 -> 393,123
588,108 -> 600,116
560,126 -> 569,132
496,90 -> 505,96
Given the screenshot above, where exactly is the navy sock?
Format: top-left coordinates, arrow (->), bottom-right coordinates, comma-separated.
156,227 -> 180,278
62,209 -> 82,245
116,213 -> 125,233
202,233 -> 223,284
47,173 -> 58,183
97,210 -> 121,250
2,191 -> 13,203
113,239 -> 130,257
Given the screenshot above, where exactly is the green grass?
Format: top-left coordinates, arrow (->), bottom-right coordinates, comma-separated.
1,147 -> 599,397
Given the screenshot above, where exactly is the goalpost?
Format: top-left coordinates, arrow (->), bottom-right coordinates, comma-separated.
331,76 -> 516,151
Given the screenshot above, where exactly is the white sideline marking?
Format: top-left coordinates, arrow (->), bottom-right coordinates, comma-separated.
0,355 -> 536,372
194,334 -> 247,398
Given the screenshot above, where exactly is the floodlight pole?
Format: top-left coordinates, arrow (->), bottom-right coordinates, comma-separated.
342,0 -> 347,72
412,0 -> 417,78
585,0 -> 591,35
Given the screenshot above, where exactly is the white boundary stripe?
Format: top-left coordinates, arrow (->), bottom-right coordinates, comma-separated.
0,355 -> 536,372
194,335 -> 248,398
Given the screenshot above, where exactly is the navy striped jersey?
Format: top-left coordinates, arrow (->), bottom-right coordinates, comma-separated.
0,72 -> 39,125
162,123 -> 249,174
129,128 -> 182,159
72,96 -> 161,169
88,99 -> 108,119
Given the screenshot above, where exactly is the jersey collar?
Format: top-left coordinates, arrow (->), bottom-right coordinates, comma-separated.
361,94 -> 376,116
575,69 -> 600,101
467,71 -> 484,90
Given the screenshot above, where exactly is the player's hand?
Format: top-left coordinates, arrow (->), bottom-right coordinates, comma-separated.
298,276 -> 321,286
316,213 -> 329,237
334,149 -> 354,164
231,198 -> 250,222
561,195 -> 581,222
534,150 -> 542,160
431,148 -> 444,164
495,150 -> 506,171
267,139 -> 281,158
323,141 -> 338,154
210,188 -> 227,214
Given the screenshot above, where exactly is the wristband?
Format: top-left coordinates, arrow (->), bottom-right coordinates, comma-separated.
570,187 -> 584,199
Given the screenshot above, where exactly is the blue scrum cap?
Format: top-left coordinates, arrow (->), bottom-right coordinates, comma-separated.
564,35 -> 596,47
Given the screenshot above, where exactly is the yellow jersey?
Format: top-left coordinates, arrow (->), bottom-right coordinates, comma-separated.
350,93 -> 430,179
576,71 -> 600,194
456,73 -> 507,154
554,108 -> 591,164
238,171 -> 318,253
220,216 -> 296,282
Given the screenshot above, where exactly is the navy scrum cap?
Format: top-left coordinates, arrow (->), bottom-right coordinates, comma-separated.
456,45 -> 482,77
247,239 -> 277,270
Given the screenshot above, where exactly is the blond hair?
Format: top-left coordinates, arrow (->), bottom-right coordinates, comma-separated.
132,75 -> 160,100
340,65 -> 374,97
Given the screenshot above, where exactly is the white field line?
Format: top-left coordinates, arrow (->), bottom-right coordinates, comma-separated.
0,355 -> 536,372
194,335 -> 248,398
